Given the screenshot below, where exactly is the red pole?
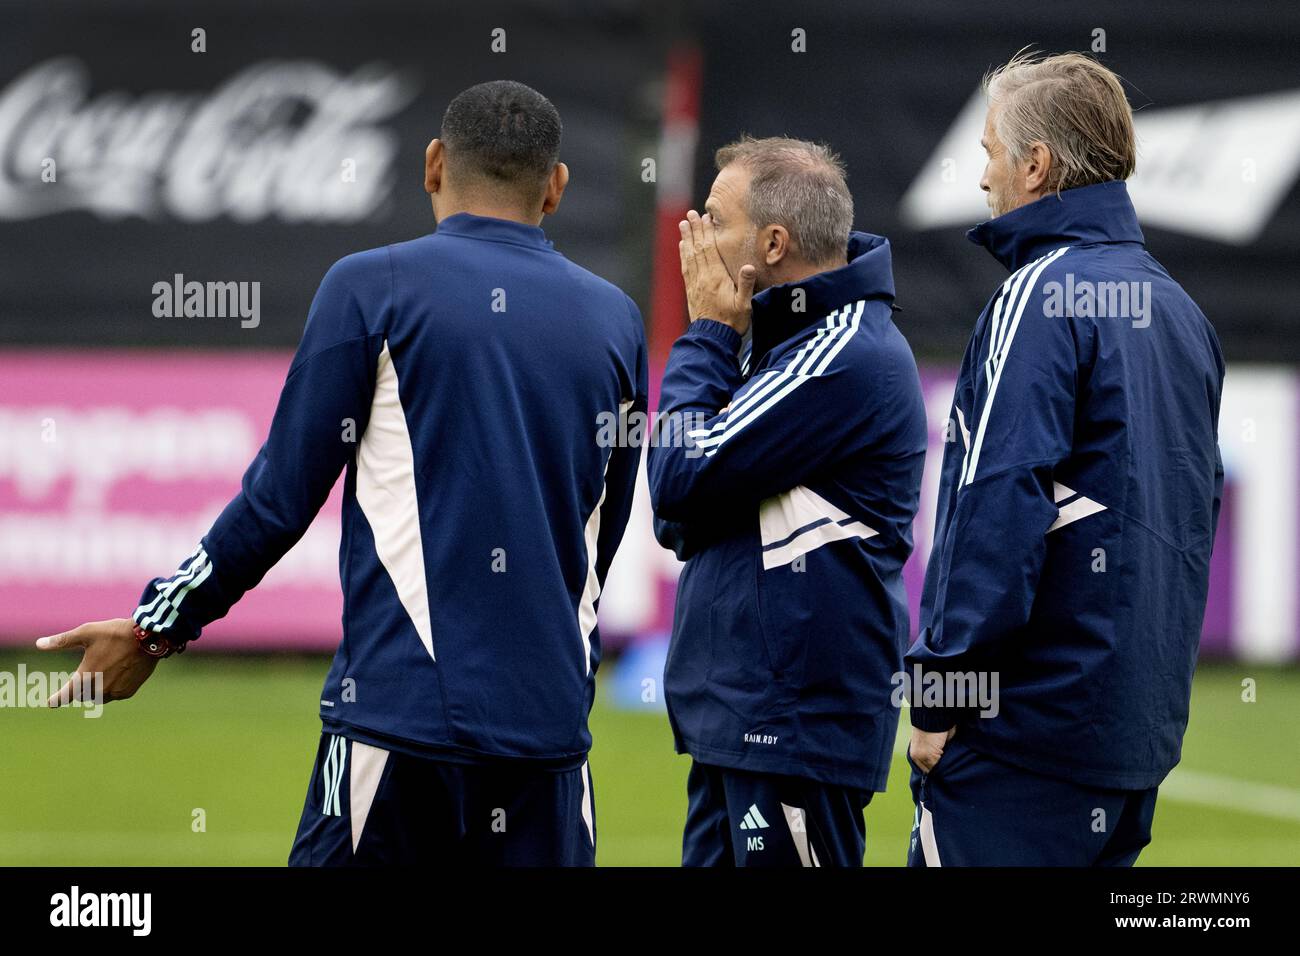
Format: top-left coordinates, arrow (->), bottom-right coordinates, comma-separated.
647,45 -> 702,410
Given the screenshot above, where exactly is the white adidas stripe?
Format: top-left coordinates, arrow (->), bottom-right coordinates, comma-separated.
689,301 -> 863,448
138,547 -> 210,630
961,250 -> 1063,487
321,735 -> 338,816
986,256 -> 1041,383
135,545 -> 203,620
791,305 -> 854,375
693,303 -> 864,456
960,249 -> 1068,487
322,734 -> 347,817
694,369 -> 782,440
689,307 -> 848,444
689,312 -> 843,441
156,559 -> 214,629
807,301 -> 865,375
964,247 -> 1070,486
135,548 -> 201,620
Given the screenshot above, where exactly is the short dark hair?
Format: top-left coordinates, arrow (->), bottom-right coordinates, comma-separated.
440,80 -> 562,201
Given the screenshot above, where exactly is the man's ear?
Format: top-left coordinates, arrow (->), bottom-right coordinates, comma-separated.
425,138 -> 444,195
1023,141 -> 1053,195
541,161 -> 569,216
762,224 -> 791,267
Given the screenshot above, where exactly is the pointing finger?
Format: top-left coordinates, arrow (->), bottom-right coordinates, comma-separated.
36,627 -> 87,652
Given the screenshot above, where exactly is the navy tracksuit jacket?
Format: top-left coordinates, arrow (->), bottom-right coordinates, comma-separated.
907,181 -> 1225,794
648,232 -> 928,794
134,213 -> 648,771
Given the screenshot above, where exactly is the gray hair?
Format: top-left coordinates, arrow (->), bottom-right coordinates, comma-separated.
714,135 -> 853,265
984,50 -> 1137,192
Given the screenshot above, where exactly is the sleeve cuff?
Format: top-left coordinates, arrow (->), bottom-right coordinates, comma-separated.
685,318 -> 743,352
910,704 -> 959,733
132,578 -> 202,643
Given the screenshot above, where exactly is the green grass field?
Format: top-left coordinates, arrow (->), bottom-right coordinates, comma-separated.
0,651 -> 1296,866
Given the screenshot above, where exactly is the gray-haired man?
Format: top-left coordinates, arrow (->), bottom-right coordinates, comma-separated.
905,52 -> 1224,867
647,136 -> 928,866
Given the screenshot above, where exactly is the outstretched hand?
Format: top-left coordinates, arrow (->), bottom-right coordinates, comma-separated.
36,618 -> 158,707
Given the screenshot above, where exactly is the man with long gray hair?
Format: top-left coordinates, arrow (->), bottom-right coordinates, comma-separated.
648,136 -> 927,866
904,52 -> 1224,865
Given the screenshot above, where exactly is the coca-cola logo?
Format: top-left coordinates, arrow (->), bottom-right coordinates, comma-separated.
0,57 -> 417,223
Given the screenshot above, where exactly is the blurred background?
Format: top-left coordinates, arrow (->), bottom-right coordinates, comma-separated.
0,0 -> 1297,865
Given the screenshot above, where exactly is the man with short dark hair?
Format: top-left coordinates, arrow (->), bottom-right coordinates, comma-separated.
38,80 -> 647,867
647,136 -> 927,867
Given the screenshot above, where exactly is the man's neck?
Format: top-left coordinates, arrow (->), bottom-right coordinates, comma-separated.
437,200 -> 542,227
770,255 -> 849,287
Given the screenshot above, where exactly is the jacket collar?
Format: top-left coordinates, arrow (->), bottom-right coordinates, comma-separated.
435,212 -> 554,249
966,180 -> 1145,272
749,231 -> 895,368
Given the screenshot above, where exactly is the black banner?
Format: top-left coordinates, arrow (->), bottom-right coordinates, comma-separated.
692,0 -> 1300,361
0,866 -> 1284,941
0,0 -> 666,349
2,0 -> 1297,360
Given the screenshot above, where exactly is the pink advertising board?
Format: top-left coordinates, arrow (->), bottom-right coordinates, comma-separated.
0,351 -> 1275,659
0,350 -> 344,649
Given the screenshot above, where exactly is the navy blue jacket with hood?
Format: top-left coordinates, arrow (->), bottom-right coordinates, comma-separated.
906,181 -> 1225,791
648,233 -> 928,792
